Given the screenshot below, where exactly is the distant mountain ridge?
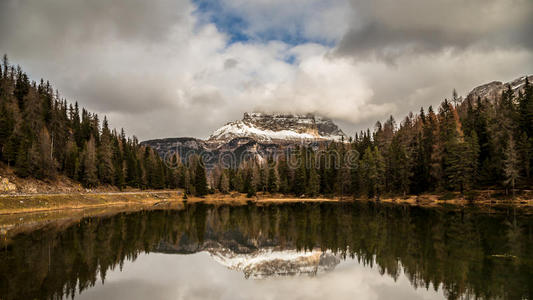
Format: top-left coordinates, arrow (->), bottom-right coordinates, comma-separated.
466,75 -> 532,102
155,240 -> 340,279
209,112 -> 347,142
142,112 -> 346,168
142,75 -> 532,167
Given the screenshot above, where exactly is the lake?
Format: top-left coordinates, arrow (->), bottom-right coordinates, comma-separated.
0,202 -> 531,300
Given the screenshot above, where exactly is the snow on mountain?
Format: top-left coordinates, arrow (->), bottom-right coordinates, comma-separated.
208,247 -> 340,279
208,112 -> 347,142
466,75 -> 533,102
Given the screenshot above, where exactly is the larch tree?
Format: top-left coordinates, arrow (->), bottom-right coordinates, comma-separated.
504,136 -> 520,198
194,156 -> 208,196
82,136 -> 98,187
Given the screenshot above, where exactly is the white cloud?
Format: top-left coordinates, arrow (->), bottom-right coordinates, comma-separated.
0,0 -> 531,140
204,0 -> 353,43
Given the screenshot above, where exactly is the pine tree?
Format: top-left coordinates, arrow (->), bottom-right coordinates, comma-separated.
218,171 -> 230,194
504,137 -> 520,198
517,132 -> 531,180
0,103 -> 13,153
30,128 -> 57,179
293,156 -> 307,196
243,166 -> 256,198
307,165 -> 320,197
65,139 -> 79,180
81,136 -> 98,187
14,71 -> 29,110
4,134 -> 19,166
14,140 -> 30,178
374,146 -> 386,199
194,156 -> 208,196
267,163 -> 279,193
447,140 -> 471,194
350,153 -> 361,198
258,165 -> 267,193
97,117 -> 114,184
518,77 -> 533,137
467,131 -> 480,185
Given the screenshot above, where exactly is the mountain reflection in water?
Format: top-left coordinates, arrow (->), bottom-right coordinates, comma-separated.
0,202 -> 531,300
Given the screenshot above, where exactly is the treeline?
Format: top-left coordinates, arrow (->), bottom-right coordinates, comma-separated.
1,55 -> 531,198
0,55 -> 208,193
2,203 -> 530,299
212,78 -> 533,198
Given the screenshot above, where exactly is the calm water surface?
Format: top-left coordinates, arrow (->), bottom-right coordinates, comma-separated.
0,202 -> 531,300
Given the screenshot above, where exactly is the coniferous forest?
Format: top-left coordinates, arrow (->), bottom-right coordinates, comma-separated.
1,55 -> 532,199
0,55 -> 208,193
1,203 -> 531,299
214,77 -> 533,199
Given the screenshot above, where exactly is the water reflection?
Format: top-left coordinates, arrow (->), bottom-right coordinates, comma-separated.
0,202 -> 531,300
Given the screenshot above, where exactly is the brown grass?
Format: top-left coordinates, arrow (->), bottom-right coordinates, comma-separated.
1,190 -> 531,216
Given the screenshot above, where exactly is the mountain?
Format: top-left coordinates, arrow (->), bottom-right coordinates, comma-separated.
466,75 -> 532,102
142,75 -> 532,168
142,136 -> 283,168
209,112 -> 347,142
155,239 -> 340,279
142,112 -> 346,168
209,248 -> 340,279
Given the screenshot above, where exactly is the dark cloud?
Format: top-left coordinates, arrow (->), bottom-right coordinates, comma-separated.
0,0 -> 531,141
63,73 -> 178,114
0,0 -> 187,57
0,0 -> 192,140
224,58 -> 238,70
335,0 -> 533,62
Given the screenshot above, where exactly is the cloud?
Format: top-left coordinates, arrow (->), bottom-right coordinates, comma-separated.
76,252 -> 445,300
249,46 -> 384,123
354,48 -> 533,130
194,0 -> 353,45
335,0 -> 533,63
0,0 -> 531,140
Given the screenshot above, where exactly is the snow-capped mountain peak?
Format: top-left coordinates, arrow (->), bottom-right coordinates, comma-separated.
209,248 -> 340,279
208,112 -> 347,142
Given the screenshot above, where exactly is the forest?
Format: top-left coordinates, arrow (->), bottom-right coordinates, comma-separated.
0,55 -> 208,193
1,203 -> 531,299
1,55 -> 532,199
213,78 -> 533,199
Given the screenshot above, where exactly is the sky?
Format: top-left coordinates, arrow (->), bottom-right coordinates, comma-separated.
75,252 -> 444,300
0,0 -> 532,140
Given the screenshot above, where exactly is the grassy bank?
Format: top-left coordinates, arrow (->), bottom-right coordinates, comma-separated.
0,191 -> 343,215
1,189 -> 531,216
0,191 -> 187,215
0,190 -> 531,242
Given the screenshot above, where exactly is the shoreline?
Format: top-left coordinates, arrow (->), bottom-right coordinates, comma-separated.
0,190 -> 531,215
0,191 -> 531,240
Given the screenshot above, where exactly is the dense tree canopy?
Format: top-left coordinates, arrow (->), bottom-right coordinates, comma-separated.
1,56 -> 531,198
0,55 -> 207,194
214,77 -> 533,198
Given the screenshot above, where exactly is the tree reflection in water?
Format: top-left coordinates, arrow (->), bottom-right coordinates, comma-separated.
0,202 -> 531,300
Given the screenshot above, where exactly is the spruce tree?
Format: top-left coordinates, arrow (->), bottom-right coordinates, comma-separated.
267,163 -> 279,193
81,136 -> 98,187
504,137 -> 520,198
97,117 -> 114,184
517,132 -> 531,179
14,141 -> 30,178
307,166 -> 320,197
194,157 -> 208,196
218,171 -> 230,194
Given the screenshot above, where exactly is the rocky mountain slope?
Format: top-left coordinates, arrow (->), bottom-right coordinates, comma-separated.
142,112 -> 346,168
209,112 -> 347,142
155,239 -> 340,279
466,75 -> 532,101
209,248 -> 340,279
142,75 -> 531,167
